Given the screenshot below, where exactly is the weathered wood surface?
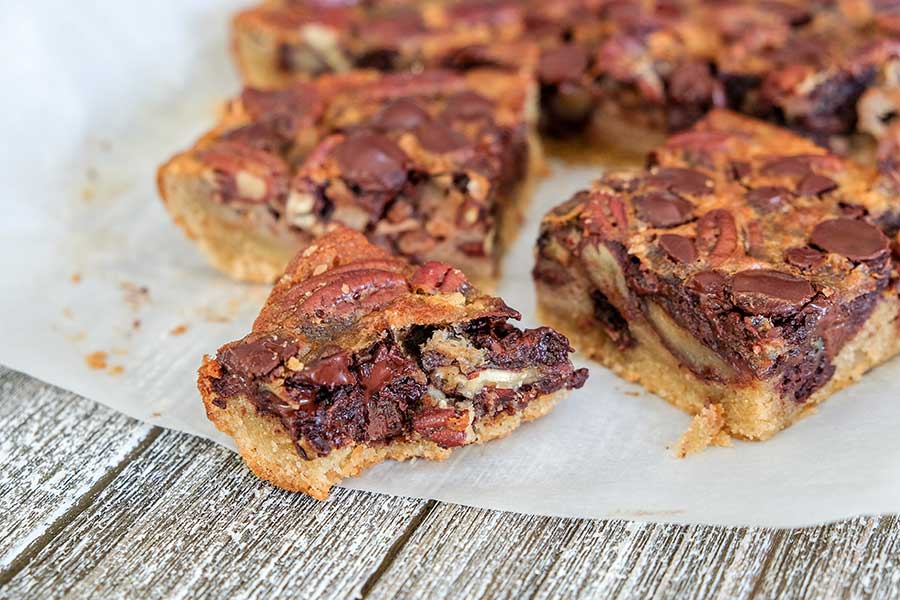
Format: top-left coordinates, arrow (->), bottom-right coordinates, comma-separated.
0,369 -> 155,578
1,365 -> 898,599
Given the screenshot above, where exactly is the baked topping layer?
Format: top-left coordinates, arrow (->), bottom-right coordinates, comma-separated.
162,69 -> 534,283
535,110 -> 898,402
201,227 -> 586,462
234,0 -> 900,152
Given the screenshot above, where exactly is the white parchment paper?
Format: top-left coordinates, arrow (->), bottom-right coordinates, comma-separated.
2,1 -> 899,527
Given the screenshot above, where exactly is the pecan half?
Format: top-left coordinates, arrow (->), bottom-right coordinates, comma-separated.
581,192 -> 629,238
697,209 -> 741,265
413,407 -> 470,448
411,261 -> 470,294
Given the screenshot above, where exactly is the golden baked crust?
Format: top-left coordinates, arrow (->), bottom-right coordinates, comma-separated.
535,110 -> 900,442
158,69 -> 540,287
199,226 -> 587,497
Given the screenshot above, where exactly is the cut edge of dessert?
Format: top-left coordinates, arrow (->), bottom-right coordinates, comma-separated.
158,68 -> 542,291
198,226 -> 587,498
534,109 -> 900,452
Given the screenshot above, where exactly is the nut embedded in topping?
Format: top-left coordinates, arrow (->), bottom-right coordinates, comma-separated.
413,407 -> 471,448
411,261 -> 470,294
696,209 -> 740,265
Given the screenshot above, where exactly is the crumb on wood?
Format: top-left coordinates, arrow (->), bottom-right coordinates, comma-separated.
170,324 -> 189,336
85,351 -> 108,370
70,273 -> 82,284
673,404 -> 732,458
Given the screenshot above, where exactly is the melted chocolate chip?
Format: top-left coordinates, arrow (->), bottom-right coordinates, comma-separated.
333,131 -> 409,192
746,186 -> 793,213
538,45 -> 589,84
633,190 -> 694,227
809,218 -> 890,261
730,269 -> 815,317
784,247 -> 826,269
414,121 -> 470,153
442,91 -> 495,122
646,167 -> 714,196
658,234 -> 697,263
218,333 -> 300,378
372,98 -> 430,131
304,351 -> 356,387
760,155 -> 814,178
689,270 -> 727,294
797,173 -> 838,196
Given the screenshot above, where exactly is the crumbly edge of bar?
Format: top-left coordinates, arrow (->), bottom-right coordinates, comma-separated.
157,153 -> 300,283
200,372 -> 564,499
537,283 -> 900,442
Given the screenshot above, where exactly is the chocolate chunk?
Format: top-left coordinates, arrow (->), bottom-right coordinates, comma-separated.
646,167 -> 714,196
730,269 -> 815,317
658,234 -> 697,263
304,351 -> 356,387
797,173 -> 838,196
633,190 -> 694,227
333,131 -> 408,192
689,270 -> 727,294
414,121 -> 470,153
760,155 -> 814,178
538,45 -> 589,84
372,98 -> 430,131
219,333 -> 300,378
746,186 -> 793,213
784,247 -> 826,269
809,218 -> 890,261
442,91 -> 495,122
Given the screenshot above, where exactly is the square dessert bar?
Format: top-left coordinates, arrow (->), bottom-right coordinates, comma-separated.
232,0 -> 532,88
230,0 -> 900,158
158,68 -> 538,287
534,110 -> 900,442
199,226 -> 587,498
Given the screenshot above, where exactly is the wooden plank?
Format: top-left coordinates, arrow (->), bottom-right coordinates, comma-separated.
365,504 -> 900,600
364,504 -> 774,599
751,515 -> 900,599
0,367 -> 155,580
1,429 -> 429,600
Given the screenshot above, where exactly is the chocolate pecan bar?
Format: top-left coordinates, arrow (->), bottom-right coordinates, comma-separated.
230,0 -> 900,159
158,68 -> 538,287
534,110 -> 900,443
232,0 -> 531,88
199,227 -> 587,498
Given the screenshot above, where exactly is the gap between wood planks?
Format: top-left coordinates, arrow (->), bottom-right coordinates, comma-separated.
0,428 -> 162,587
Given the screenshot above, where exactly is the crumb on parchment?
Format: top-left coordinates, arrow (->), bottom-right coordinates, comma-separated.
70,273 -> 82,284
170,324 -> 189,336
85,351 -> 108,370
674,404 -> 732,458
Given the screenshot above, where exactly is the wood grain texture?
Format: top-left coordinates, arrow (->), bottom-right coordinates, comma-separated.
0,367 -> 154,578
366,504 -> 900,600
1,366 -> 899,600
0,429 -> 427,600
